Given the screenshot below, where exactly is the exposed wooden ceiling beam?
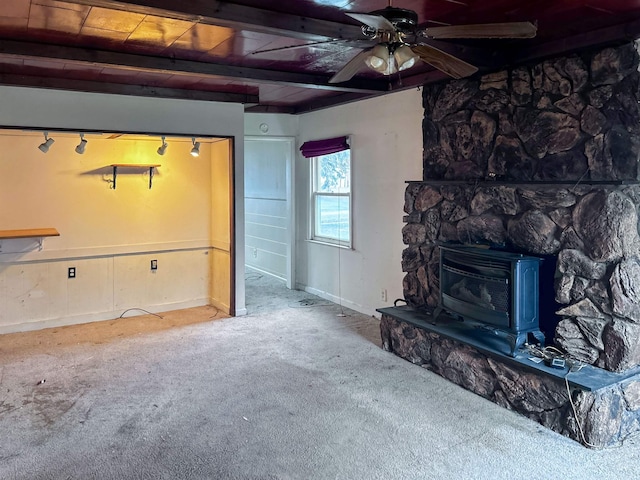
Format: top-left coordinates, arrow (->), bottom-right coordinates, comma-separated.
514,18 -> 640,64
0,73 -> 257,103
0,40 -> 389,94
60,0 -> 363,42
292,92 -> 380,114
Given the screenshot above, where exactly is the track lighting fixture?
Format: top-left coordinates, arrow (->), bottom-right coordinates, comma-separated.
38,132 -> 55,153
75,133 -> 87,154
190,137 -> 200,157
157,136 -> 168,156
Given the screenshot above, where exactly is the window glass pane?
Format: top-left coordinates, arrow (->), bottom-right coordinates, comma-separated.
316,150 -> 350,194
315,195 -> 350,242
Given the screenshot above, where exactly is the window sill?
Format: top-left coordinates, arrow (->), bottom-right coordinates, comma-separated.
307,238 -> 353,250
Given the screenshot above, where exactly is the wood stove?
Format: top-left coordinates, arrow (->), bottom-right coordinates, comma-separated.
438,245 -> 545,356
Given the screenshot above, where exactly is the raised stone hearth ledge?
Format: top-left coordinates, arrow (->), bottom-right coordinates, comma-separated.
380,312 -> 640,447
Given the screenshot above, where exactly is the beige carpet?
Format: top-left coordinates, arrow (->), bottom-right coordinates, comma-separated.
0,272 -> 639,479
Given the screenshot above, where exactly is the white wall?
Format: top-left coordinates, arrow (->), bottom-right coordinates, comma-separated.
244,113 -> 299,137
0,86 -> 246,330
296,89 -> 424,316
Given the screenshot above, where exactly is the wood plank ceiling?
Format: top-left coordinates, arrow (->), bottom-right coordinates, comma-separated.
0,0 -> 640,113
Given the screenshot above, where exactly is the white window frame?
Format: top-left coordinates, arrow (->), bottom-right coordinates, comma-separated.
310,149 -> 353,248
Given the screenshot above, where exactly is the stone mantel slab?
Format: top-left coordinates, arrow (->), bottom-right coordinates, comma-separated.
405,180 -> 640,186
378,306 -> 640,391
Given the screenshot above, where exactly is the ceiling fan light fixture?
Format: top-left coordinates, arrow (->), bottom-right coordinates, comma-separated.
365,44 -> 390,73
394,45 -> 419,71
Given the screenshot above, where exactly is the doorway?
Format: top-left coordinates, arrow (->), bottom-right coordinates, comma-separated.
244,137 -> 295,288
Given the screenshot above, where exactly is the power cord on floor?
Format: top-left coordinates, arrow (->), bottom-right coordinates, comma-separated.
118,308 -> 163,319
524,343 -> 601,448
288,298 -> 336,309
208,306 -> 221,319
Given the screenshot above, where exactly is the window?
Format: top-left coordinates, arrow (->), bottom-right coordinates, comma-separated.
311,149 -> 351,246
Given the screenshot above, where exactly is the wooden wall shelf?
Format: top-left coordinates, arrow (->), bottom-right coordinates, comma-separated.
0,228 -> 59,239
0,228 -> 59,251
110,164 -> 160,189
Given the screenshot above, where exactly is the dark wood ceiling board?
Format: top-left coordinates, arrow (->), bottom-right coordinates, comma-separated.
257,83 -> 294,102
167,23 -> 235,54
305,46 -> 365,74
0,17 -> 29,30
82,5 -> 145,32
126,14 -> 193,47
204,32 -> 280,65
2,0 -> 31,19
28,3 -> 89,35
216,0 -> 357,24
57,0 -> 364,41
430,0 -> 551,25
80,26 -> 131,43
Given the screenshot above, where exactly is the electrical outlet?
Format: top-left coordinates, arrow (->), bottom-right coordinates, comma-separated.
381,288 -> 387,302
150,259 -> 158,271
68,267 -> 76,279
252,248 -> 258,258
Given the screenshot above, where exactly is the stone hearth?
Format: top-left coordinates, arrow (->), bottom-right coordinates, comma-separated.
379,309 -> 640,448
386,41 -> 640,446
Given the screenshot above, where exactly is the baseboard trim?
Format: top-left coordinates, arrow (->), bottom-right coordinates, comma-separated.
298,284 -> 379,318
0,298 -> 210,335
209,297 -> 231,315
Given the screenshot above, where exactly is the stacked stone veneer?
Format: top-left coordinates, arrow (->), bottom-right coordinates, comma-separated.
402,42 -> 640,373
385,42 -> 640,446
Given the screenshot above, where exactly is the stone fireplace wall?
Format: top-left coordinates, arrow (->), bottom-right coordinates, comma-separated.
403,42 -> 640,372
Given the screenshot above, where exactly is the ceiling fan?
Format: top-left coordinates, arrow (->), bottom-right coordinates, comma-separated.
328,2 -> 537,83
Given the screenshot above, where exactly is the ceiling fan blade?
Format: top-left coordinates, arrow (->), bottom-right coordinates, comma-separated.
346,12 -> 396,32
328,49 -> 373,84
252,40 -> 342,55
412,45 -> 478,79
423,21 -> 537,39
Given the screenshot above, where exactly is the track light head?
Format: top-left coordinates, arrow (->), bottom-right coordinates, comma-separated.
38,132 -> 55,153
190,137 -> 200,157
157,136 -> 168,156
75,133 -> 87,154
